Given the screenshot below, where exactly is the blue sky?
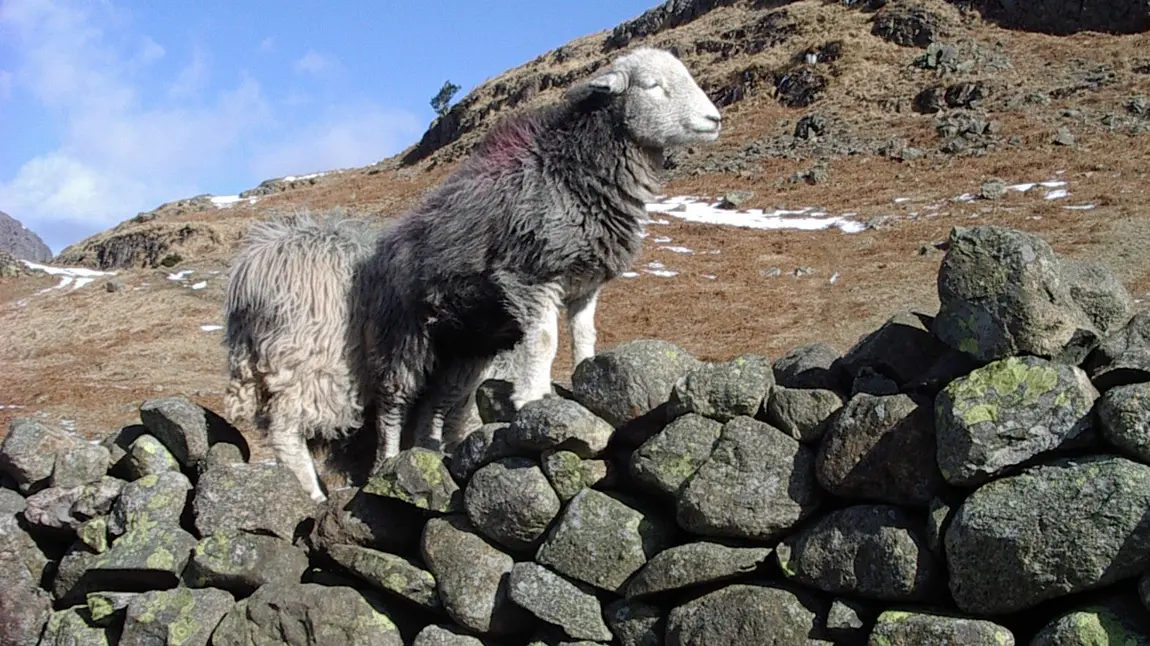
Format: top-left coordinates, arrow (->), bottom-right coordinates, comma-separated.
0,0 -> 659,254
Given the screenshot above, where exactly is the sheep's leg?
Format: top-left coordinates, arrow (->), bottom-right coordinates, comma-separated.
567,287 -> 601,367
374,363 -> 419,473
513,293 -> 561,408
266,402 -> 326,503
413,358 -> 491,454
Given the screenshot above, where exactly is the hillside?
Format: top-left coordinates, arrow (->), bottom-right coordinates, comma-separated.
2,0 -> 1149,444
0,210 -> 52,264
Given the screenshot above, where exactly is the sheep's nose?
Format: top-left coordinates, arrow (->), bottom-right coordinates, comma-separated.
706,113 -> 722,125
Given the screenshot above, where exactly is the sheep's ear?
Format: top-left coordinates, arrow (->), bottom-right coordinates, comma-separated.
585,70 -> 629,95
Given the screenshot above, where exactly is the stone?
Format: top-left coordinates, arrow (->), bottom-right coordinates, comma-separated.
413,624 -> 489,646
109,471 -> 192,536
78,517 -> 109,553
604,599 -> 663,646
1142,572 -> 1150,611
539,450 -> 613,502
86,591 -> 139,626
126,435 -> 180,479
119,587 -> 235,646
1031,598 -> 1150,646
925,497 -> 953,556
139,395 -> 249,469
38,608 -> 118,646
1061,257 -> 1133,335
420,515 -> 528,635
204,442 -> 246,469
1083,309 -> 1150,389
193,462 -> 315,540
763,385 -> 843,443
945,455 -> 1150,614
678,416 -> 822,540
63,523 -> 198,603
840,312 -> 951,388
1098,382 -> 1150,464
1053,126 -> 1076,146
52,542 -> 100,602
449,423 -> 520,482
625,541 -> 772,599
465,457 -> 561,552
210,583 -> 402,646
0,513 -> 49,585
72,476 -> 126,521
22,485 -> 84,532
328,544 -> 440,611
933,225 -> 1101,364
309,487 -> 423,556
570,339 -> 701,442
868,610 -> 1015,645
979,178 -> 1007,200
476,379 -> 517,424
772,342 -> 844,391
666,354 -> 774,423
507,398 -> 614,458
825,598 -> 868,643
816,392 -> 945,507
363,448 -> 461,513
536,488 -> 674,594
665,584 -> 822,646
508,562 -> 613,642
0,567 -> 52,646
0,418 -> 75,492
775,504 -> 942,601
0,488 -> 25,516
51,443 -> 110,489
185,529 -> 310,596
871,5 -> 945,48
629,413 -> 722,498
718,190 -> 754,209
935,355 -> 1098,486
101,425 -> 149,479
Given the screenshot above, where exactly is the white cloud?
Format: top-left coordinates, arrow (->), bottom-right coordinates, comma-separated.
250,103 -> 423,179
168,47 -> 209,98
136,36 -> 165,64
293,49 -> 334,75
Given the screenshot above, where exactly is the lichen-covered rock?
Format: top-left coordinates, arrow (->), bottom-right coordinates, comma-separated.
52,542 -> 100,601
328,544 -> 440,611
571,339 -> 701,441
1031,597 -> 1150,646
38,608 -> 118,646
935,356 -> 1098,486
667,354 -> 774,423
630,413 -> 721,498
539,450 -> 612,502
204,442 -> 246,470
840,311 -> 951,387
665,584 -> 822,646
871,5 -> 946,47
0,564 -> 51,646
604,599 -> 663,646
309,487 -> 423,555
86,591 -> 138,626
193,462 -> 314,540
1061,257 -> 1134,335
78,517 -> 109,553
51,443 -> 110,489
59,523 -> 197,603
763,385 -> 843,443
508,562 -> 613,642
536,488 -> 673,593
126,435 -> 180,479
1098,382 -> 1150,463
101,424 -> 149,480
1083,309 -> 1150,389
465,457 -> 560,552
867,610 -> 1015,645
816,392 -> 944,507
420,515 -> 528,635
775,505 -> 941,601
625,541 -> 771,599
449,423 -> 520,482
0,418 -> 75,492
363,448 -> 461,513
0,513 -> 48,585
119,587 -> 234,646
413,624 -> 489,646
210,583 -> 402,646
507,398 -> 614,458
945,455 -> 1150,614
773,342 -> 844,391
678,416 -> 822,541
69,476 -> 125,524
933,225 -> 1101,364
826,598 -> 868,644
139,395 -> 248,469
184,530 -> 310,596
109,471 -> 191,536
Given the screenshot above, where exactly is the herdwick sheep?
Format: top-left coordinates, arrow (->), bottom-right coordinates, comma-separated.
362,46 -> 722,474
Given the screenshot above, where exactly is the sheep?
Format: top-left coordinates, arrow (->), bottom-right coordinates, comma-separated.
361,46 -> 722,474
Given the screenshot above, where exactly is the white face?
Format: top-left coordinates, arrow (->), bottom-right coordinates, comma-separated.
582,47 -> 722,149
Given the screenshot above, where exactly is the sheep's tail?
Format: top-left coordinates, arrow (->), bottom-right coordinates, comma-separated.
221,209 -> 376,432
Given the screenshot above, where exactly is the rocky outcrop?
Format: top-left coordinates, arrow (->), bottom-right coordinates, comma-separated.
0,211 -> 52,263
1,223 -> 1148,644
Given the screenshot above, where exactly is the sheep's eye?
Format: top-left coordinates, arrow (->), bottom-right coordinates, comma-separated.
637,76 -> 661,90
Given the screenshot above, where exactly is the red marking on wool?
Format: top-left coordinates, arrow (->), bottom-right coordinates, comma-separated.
475,118 -> 537,172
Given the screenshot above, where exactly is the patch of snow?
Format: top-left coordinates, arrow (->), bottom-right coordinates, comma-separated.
167,270 -> 194,281
646,196 -> 865,234
646,269 -> 679,277
1006,183 -> 1036,192
621,271 -> 640,278
0,405 -> 25,410
200,324 -> 224,332
659,246 -> 694,254
210,194 -> 260,209
283,171 -> 327,182
953,193 -> 976,202
894,197 -> 911,203
1064,204 -> 1096,211
701,274 -> 717,280
190,281 -> 208,290
653,236 -> 673,244
22,261 -> 116,279
1044,189 -> 1069,200
829,272 -> 841,284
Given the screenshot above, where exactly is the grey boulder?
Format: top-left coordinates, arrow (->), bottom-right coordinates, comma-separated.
210,583 -> 402,646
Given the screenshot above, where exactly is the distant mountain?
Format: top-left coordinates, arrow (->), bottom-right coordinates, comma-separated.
0,211 -> 52,263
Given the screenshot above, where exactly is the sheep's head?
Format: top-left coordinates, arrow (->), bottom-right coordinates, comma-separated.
574,47 -> 722,149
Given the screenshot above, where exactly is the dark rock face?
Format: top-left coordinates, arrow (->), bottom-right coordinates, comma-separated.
0,210 -> 52,263
955,0 -> 1149,35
